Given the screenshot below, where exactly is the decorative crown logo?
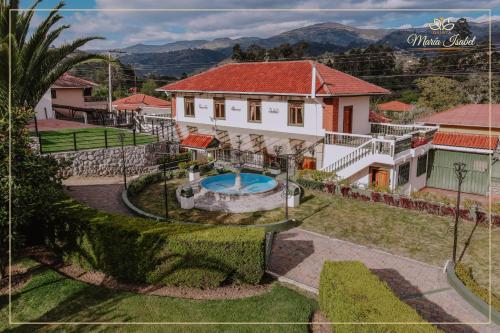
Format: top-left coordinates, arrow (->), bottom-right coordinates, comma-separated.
428,17 -> 455,31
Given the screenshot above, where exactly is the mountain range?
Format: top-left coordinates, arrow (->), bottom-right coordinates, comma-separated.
95,21 -> 498,77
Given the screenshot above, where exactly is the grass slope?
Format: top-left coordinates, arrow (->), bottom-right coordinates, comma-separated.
38,128 -> 156,153
1,262 -> 317,333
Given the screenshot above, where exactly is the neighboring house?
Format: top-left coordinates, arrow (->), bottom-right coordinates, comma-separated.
419,104 -> 500,136
112,93 -> 171,116
34,73 -> 101,121
418,104 -> 500,195
377,100 -> 414,113
158,60 -> 437,194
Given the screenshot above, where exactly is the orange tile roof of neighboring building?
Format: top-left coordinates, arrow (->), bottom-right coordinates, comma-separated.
52,73 -> 98,88
180,133 -> 219,149
369,111 -> 391,123
377,100 -> 413,112
432,132 -> 499,150
419,104 -> 500,129
113,94 -> 171,110
159,61 -> 390,96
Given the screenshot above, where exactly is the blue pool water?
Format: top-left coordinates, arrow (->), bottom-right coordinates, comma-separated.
201,173 -> 277,195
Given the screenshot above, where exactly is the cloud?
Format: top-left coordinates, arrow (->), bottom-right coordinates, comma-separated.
41,0 -> 498,49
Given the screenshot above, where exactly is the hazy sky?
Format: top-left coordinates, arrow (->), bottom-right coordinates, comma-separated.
19,0 -> 500,49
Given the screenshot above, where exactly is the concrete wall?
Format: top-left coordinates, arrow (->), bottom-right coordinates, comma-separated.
338,96 -> 370,135
50,141 -> 169,177
34,90 -> 54,120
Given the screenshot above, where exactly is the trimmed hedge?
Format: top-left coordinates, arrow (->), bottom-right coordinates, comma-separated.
319,261 -> 441,332
56,199 -> 266,289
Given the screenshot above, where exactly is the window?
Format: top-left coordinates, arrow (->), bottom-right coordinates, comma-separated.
83,87 -> 92,96
288,101 -> 304,126
248,99 -> 262,123
184,97 -> 195,117
50,89 -> 57,99
214,98 -> 225,119
416,153 -> 428,177
398,162 -> 410,186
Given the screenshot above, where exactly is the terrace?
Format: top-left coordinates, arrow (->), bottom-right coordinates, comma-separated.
322,122 -> 438,173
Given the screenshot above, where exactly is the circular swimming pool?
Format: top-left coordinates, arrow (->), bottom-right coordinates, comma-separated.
200,172 -> 278,195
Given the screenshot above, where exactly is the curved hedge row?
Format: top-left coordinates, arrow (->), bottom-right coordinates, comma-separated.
55,199 -> 266,289
319,261 -> 441,332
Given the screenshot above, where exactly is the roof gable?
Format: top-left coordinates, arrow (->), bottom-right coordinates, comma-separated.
420,104 -> 500,129
159,61 -> 389,96
113,94 -> 170,109
52,73 -> 97,89
377,101 -> 413,112
433,132 -> 498,150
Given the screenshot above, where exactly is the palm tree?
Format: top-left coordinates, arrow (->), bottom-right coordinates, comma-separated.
0,0 -> 104,278
0,0 -> 105,113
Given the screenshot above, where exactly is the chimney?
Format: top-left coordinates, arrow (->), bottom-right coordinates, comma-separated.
311,63 -> 316,98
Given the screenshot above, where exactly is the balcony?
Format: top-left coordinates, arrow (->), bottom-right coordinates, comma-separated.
324,123 -> 438,158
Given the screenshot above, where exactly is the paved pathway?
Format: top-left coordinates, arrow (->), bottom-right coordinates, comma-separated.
269,228 -> 499,333
64,176 -> 132,216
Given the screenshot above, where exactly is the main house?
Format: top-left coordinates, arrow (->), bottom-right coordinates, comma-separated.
158,60 -> 437,195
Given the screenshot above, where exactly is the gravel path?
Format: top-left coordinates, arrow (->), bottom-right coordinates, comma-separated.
268,229 -> 499,333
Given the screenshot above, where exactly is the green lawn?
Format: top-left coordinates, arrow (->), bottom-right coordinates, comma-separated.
298,190 -> 499,304
36,127 -> 157,153
1,261 -> 317,333
130,178 -> 331,225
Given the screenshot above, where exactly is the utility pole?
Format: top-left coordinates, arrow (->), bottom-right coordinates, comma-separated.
108,51 -> 112,113
107,50 -> 126,123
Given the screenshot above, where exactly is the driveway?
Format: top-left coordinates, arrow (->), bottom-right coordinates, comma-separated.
268,228 -> 499,333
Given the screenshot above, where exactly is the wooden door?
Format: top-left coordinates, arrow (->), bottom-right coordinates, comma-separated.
370,167 -> 389,189
343,106 -> 353,133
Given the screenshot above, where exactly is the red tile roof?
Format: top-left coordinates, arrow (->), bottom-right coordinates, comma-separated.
377,101 -> 413,112
52,73 -> 97,88
180,133 -> 219,149
369,111 -> 391,123
159,61 -> 390,96
113,94 -> 170,110
419,104 -> 500,129
433,132 -> 498,150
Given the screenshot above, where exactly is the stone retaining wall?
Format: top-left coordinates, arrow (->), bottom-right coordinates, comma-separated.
47,142 -> 171,177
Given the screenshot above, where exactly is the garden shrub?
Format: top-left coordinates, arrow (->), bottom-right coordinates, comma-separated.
455,262 -> 500,311
319,261 -> 441,332
296,169 -> 335,182
295,177 -> 324,191
56,199 -> 266,289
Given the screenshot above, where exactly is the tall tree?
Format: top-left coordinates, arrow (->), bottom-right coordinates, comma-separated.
0,0 -> 104,278
415,76 -> 465,112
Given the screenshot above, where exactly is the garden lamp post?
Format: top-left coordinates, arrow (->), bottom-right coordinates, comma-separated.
155,152 -> 169,220
117,133 -> 127,189
452,162 -> 468,263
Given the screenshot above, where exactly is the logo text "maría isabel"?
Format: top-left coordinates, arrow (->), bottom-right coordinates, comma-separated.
407,34 -> 476,47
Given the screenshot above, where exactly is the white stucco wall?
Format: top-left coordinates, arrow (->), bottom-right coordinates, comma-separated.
176,94 -> 325,137
34,90 -> 54,120
337,96 -> 370,135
